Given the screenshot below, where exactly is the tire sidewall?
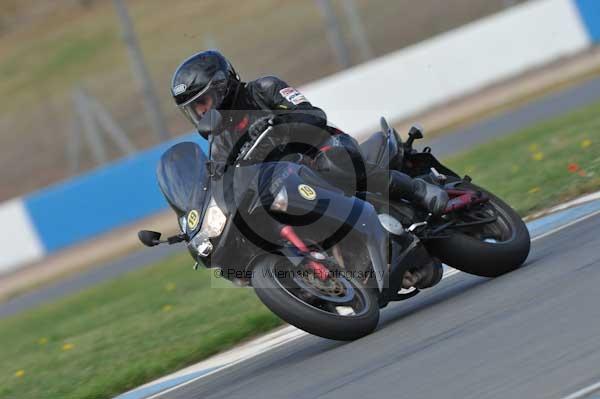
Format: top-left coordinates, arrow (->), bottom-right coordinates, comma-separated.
251,255 -> 380,341
428,180 -> 531,277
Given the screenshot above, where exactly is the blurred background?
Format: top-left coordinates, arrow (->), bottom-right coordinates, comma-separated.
0,0 -> 524,200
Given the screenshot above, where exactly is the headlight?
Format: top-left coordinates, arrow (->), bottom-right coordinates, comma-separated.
270,186 -> 288,212
199,197 -> 227,238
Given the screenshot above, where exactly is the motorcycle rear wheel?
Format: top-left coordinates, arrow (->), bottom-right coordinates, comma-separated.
427,181 -> 531,277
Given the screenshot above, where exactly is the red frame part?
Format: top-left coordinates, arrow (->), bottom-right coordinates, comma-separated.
279,225 -> 330,280
443,189 -> 489,213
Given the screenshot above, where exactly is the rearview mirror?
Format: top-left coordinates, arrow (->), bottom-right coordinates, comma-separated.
138,230 -> 162,247
408,124 -> 424,140
197,109 -> 223,137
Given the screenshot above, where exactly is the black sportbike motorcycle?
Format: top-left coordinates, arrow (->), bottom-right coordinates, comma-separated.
139,111 -> 530,341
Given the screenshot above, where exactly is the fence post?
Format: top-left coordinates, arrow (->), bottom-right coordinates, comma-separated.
73,88 -> 108,165
113,0 -> 169,142
316,0 -> 352,69
341,0 -> 373,62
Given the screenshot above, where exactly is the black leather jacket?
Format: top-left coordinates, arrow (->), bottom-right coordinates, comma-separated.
212,76 -> 329,166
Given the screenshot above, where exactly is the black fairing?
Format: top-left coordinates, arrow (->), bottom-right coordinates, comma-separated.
156,142 -> 209,219
402,151 -> 460,178
203,161 -> 390,292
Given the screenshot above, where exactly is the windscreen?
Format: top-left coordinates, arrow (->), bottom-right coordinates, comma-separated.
156,142 -> 209,217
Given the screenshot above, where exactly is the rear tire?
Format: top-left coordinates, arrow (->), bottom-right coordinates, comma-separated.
252,255 -> 380,341
428,181 -> 530,277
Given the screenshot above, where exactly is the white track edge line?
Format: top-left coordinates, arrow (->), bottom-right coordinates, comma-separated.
562,380 -> 600,399
531,209 -> 600,242
144,331 -> 305,399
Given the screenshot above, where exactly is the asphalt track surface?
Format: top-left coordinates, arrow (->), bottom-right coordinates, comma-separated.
153,212 -> 600,399
427,75 -> 600,158
2,75 -> 600,319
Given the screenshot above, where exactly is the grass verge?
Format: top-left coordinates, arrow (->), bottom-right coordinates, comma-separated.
0,256 -> 282,399
445,100 -> 600,215
0,100 -> 599,399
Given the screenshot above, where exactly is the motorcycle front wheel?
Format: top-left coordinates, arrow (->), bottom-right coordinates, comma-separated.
251,255 -> 380,341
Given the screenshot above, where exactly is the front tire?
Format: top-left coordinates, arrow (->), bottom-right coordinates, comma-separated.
428,181 -> 531,277
252,255 -> 380,341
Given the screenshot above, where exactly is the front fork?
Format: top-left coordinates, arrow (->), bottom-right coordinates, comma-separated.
279,225 -> 330,280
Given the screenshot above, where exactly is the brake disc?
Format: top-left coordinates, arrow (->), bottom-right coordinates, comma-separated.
292,272 -> 356,304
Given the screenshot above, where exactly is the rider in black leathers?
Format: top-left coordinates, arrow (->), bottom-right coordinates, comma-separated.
171,50 -> 448,215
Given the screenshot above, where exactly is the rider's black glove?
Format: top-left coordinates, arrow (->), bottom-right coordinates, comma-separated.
239,116 -> 290,163
248,115 -> 293,139
247,116 -> 274,140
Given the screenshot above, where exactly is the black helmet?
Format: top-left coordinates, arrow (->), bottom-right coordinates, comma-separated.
171,50 -> 240,130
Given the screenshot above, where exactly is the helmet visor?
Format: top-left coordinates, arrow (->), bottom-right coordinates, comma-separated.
177,79 -> 226,130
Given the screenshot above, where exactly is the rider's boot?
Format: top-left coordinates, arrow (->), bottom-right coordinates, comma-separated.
387,170 -> 449,216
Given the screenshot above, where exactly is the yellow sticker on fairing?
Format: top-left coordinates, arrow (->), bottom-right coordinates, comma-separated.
187,210 -> 200,230
298,184 -> 317,201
